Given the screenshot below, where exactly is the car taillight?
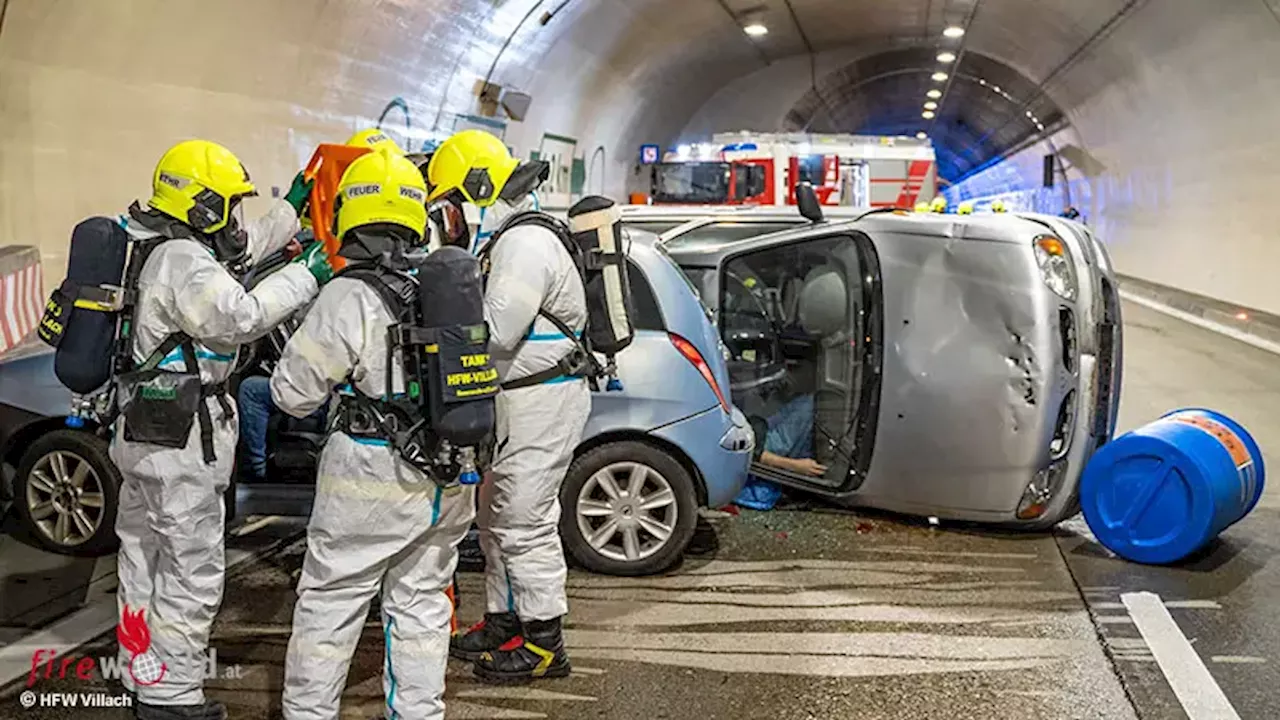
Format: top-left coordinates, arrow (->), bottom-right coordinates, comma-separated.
668,332 -> 731,413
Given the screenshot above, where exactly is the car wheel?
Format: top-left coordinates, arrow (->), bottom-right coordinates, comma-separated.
14,429 -> 121,556
560,440 -> 698,576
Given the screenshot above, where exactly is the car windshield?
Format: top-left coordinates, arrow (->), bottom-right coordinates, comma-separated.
652,162 -> 730,203
664,221 -> 799,250
624,220 -> 686,235
794,155 -> 825,185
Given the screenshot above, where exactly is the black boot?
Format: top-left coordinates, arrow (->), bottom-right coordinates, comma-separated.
135,700 -> 227,720
473,616 -> 571,684
450,611 -> 521,662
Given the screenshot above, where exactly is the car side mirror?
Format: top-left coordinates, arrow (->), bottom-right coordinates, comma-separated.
795,183 -> 824,224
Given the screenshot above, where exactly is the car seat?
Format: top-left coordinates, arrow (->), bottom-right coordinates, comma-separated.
796,263 -> 856,482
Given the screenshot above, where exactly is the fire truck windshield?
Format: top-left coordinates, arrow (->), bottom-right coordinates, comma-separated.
653,162 -> 730,203
794,155 -> 825,186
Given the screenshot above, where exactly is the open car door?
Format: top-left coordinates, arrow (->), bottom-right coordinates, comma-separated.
715,230 -> 883,498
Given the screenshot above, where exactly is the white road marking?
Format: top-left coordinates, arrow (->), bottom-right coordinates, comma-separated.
569,587 -> 1076,608
457,688 -> 597,702
570,597 -> 1037,627
570,666 -> 606,676
1164,600 -> 1224,610
231,514 -> 279,537
564,629 -> 1076,678
1210,656 -> 1267,664
679,558 -> 1028,576
1122,591 -> 1241,720
1095,615 -> 1136,625
1119,291 -> 1280,357
448,701 -> 548,719
1094,600 -> 1222,611
865,547 -> 1040,560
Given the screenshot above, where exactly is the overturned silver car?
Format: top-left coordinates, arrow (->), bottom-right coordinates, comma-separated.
642,205 -> 1122,528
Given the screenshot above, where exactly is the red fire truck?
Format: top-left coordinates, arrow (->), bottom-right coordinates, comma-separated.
648,132 -> 938,208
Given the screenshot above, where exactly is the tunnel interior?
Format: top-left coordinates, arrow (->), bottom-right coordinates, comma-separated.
781,47 -> 1068,183
2,0 -> 1278,312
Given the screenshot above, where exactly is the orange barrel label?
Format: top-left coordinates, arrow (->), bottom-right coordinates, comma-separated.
1166,413 -> 1257,508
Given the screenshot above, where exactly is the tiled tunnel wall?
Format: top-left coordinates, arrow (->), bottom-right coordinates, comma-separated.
3,0 -> 1280,316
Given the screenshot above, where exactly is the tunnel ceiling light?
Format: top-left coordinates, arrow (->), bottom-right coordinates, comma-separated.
943,26 -> 966,38
743,23 -> 769,36
927,89 -> 943,99
931,72 -> 949,82
916,132 -> 928,139
922,110 -> 936,119
937,52 -> 957,63
924,101 -> 938,110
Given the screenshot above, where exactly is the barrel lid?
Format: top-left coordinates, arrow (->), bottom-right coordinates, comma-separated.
1080,433 -> 1213,565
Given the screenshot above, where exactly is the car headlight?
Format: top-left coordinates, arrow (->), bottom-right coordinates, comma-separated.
1033,235 -> 1077,301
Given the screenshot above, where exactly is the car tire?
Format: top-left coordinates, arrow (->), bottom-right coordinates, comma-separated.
560,440 -> 698,577
14,429 -> 121,557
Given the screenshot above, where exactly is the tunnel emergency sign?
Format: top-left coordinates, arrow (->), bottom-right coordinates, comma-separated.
640,144 -> 660,164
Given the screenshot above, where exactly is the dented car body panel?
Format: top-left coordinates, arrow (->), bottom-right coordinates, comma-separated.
656,208 -> 1122,527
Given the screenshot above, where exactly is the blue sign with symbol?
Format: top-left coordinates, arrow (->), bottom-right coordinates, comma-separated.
640,144 -> 660,165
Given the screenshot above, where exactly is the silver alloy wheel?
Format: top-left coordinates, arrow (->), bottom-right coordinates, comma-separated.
25,451 -> 105,547
576,461 -> 679,563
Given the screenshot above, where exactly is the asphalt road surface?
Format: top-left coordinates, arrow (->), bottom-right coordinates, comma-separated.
1,300 -> 1277,719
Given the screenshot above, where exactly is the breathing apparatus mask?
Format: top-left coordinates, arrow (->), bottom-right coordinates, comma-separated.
129,197 -> 252,276
428,195 -> 471,250
215,198 -> 251,273
426,160 -> 550,253
337,223 -> 422,270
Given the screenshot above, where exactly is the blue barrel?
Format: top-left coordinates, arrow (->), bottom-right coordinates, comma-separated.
1080,408 -> 1264,565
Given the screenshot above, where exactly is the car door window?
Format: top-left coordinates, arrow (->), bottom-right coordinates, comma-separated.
627,259 -> 665,332
720,235 -> 865,488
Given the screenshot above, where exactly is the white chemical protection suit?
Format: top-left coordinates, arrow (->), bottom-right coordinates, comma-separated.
272,275 -> 476,720
477,197 -> 591,622
113,200 -> 317,705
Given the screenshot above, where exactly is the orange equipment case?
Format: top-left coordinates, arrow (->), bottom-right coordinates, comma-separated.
302,143 -> 372,272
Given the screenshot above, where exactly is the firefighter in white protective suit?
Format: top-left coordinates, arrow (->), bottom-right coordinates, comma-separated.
112,139 -> 328,720
429,130 -> 590,684
272,148 -> 477,719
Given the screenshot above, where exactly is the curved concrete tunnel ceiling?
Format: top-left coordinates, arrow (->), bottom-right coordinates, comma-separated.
7,0 -> 1280,313
781,48 -> 1069,182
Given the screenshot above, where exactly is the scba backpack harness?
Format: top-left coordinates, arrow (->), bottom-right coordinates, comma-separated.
333,246 -> 498,487
479,195 -> 636,392
38,206 -> 233,464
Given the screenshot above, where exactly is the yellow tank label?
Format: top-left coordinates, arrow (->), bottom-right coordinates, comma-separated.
447,368 -> 499,387
460,353 -> 490,368
40,316 -> 64,335
1168,414 -> 1251,467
